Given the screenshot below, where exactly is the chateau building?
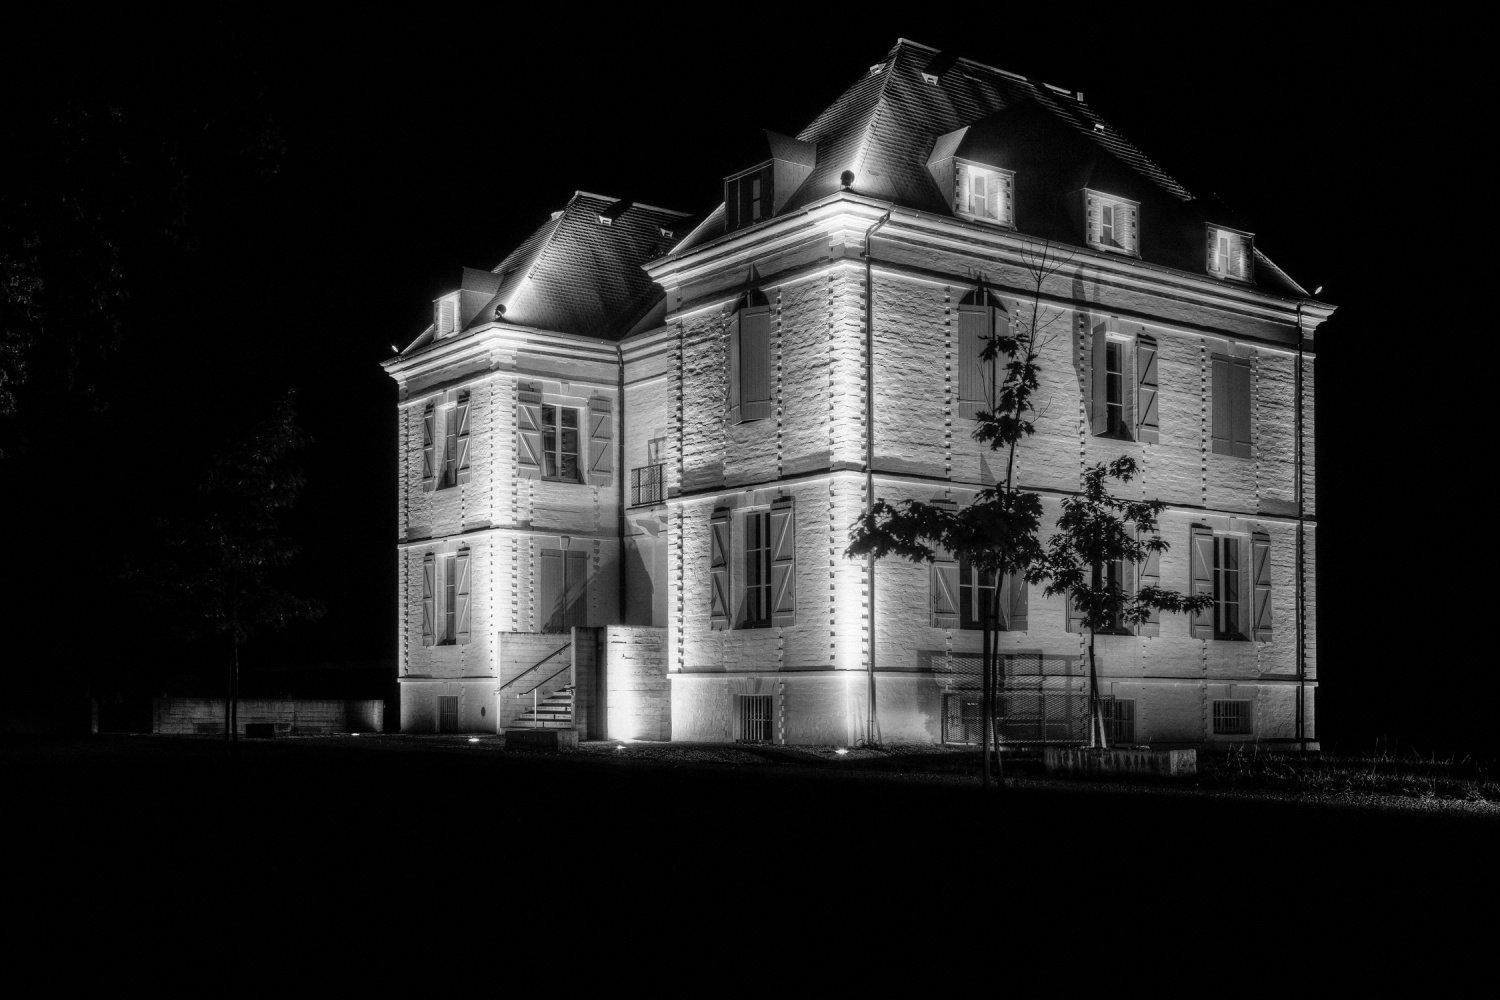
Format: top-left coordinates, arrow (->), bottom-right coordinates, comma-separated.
383,39 -> 1331,747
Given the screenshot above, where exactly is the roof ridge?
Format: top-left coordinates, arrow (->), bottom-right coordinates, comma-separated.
570,190 -> 692,217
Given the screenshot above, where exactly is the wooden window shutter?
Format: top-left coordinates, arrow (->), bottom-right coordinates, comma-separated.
587,396 -> 613,486
1252,529 -> 1272,641
421,553 -> 435,646
769,497 -> 796,627
709,508 -> 731,630
454,391 -> 471,485
1190,525 -> 1214,638
1005,571 -> 1028,632
1090,320 -> 1110,436
1231,359 -> 1252,459
1211,356 -> 1232,455
1234,237 -> 1252,281
539,549 -> 564,633
1136,334 -> 1159,444
421,402 -> 436,492
1124,204 -> 1138,254
1000,172 -> 1013,224
516,383 -> 544,479
565,551 -> 588,629
956,303 -> 990,418
1138,530 -> 1161,637
725,310 -> 742,424
454,547 -> 471,643
1086,193 -> 1098,245
438,298 -> 455,336
1206,227 -> 1221,275
739,305 -> 773,421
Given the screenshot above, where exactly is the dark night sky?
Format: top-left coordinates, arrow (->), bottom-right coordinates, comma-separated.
4,9 -> 1483,750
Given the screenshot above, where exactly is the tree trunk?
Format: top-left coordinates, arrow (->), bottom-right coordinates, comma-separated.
980,605 -> 992,790
231,632 -> 240,747
1086,630 -> 1107,750
988,584 -> 1004,782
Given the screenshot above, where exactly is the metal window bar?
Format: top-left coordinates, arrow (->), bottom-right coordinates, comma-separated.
1213,699 -> 1252,735
631,464 -> 664,506
739,695 -> 773,743
1102,698 -> 1136,745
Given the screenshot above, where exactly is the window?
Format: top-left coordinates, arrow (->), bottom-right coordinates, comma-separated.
956,292 -> 1005,419
630,464 -> 664,506
738,695 -> 774,743
1089,557 -> 1130,634
539,548 -> 588,633
1089,324 -> 1139,441
943,694 -> 984,746
744,509 -> 772,628
436,296 -> 457,337
1101,698 -> 1136,745
1213,536 -> 1244,641
421,548 -> 470,647
1086,191 -> 1138,255
1212,699 -> 1253,735
725,164 -> 774,232
1206,226 -> 1253,281
954,161 -> 1013,225
940,558 -> 1028,631
438,696 -> 459,733
540,405 -> 581,482
1211,355 -> 1252,458
422,391 -> 470,492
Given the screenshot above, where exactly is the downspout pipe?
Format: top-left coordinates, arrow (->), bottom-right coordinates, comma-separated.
1294,301 -> 1307,752
862,207 -> 893,746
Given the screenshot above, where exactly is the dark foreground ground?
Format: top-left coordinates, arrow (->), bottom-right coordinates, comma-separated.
4,734 -> 1495,981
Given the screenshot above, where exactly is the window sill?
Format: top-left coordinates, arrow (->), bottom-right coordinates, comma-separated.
955,211 -> 1014,229
542,477 -> 584,485
1089,241 -> 1139,258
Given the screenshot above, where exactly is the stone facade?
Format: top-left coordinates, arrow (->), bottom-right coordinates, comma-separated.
383,41 -> 1331,747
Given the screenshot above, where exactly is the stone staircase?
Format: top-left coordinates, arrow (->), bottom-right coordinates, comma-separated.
513,684 -> 574,729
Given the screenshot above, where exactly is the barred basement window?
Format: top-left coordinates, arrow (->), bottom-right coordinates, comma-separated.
739,695 -> 773,743
1101,698 -> 1136,745
438,696 -> 459,733
630,464 -> 664,506
1213,699 -> 1253,735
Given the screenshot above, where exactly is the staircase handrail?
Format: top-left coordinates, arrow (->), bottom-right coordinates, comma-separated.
497,642 -> 572,695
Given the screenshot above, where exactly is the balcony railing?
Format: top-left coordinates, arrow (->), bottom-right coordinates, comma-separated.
631,464 -> 664,506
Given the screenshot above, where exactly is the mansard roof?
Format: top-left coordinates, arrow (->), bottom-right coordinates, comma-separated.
674,38 -> 1304,297
402,192 -> 690,354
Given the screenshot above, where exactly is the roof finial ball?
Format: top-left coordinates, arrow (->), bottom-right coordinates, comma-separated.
840,170 -> 856,190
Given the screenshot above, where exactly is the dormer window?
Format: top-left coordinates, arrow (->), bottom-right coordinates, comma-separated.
1085,191 -> 1139,256
434,294 -> 459,338
725,164 -> 774,232
954,161 -> 1013,226
1207,226 -> 1253,282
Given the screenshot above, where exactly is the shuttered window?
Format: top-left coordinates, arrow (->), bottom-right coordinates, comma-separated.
768,499 -> 796,627
1252,530 -> 1272,642
1206,227 -> 1253,281
744,510 -> 772,629
958,561 -> 1028,632
539,548 -> 588,633
516,383 -> 544,479
1211,355 -> 1253,458
954,161 -> 1013,225
453,391 -> 470,486
1213,536 -> 1242,641
1090,322 -> 1134,440
725,165 -> 774,232
1212,699 -> 1253,735
728,303 -> 773,423
709,509 -> 731,630
1087,191 -> 1138,255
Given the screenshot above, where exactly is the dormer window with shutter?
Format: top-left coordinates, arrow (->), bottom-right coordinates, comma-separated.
1206,225 -> 1253,281
434,293 -> 460,338
725,164 -> 774,232
1085,190 -> 1139,256
954,161 -> 1013,226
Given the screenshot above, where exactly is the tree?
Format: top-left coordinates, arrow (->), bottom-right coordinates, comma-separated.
848,241 -> 1071,787
1026,457 -> 1213,749
141,392 -> 323,741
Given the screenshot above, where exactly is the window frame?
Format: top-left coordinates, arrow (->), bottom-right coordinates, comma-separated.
1206,225 -> 1254,282
1213,535 -> 1246,641
725,162 -> 774,232
1086,190 -> 1140,256
1212,699 -> 1253,736
957,558 -> 999,631
437,553 -> 457,645
742,508 -> 773,629
1104,338 -> 1126,438
540,403 -> 583,483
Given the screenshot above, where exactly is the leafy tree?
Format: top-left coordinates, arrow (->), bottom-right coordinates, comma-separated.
141,392 -> 323,740
848,242 -> 1070,786
1026,457 -> 1213,748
